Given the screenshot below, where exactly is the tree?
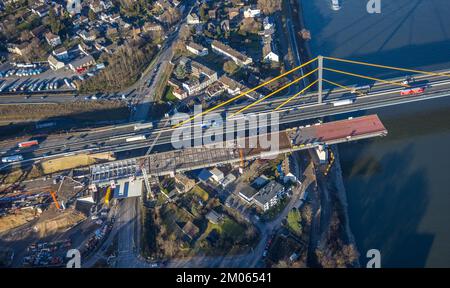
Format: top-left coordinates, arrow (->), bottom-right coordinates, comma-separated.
302,204 -> 313,224
223,60 -> 239,75
88,9 -> 96,21
287,209 -> 302,235
199,4 -> 209,22
257,0 -> 282,15
48,8 -> 63,34
174,64 -> 186,80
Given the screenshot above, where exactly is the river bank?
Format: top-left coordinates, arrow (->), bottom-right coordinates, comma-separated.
289,0 -> 361,267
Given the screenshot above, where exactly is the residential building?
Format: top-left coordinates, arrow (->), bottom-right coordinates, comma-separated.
174,173 -> 196,193
53,47 -> 69,60
221,173 -> 237,188
142,22 -> 163,32
48,55 -> 65,70
180,57 -> 218,95
228,7 -> 240,20
31,25 -> 47,38
243,6 -> 261,18
198,168 -> 213,182
211,40 -> 253,66
187,12 -> 200,24
262,38 -> 279,63
78,30 -> 97,41
66,0 -> 82,15
89,0 -> 104,13
7,42 -> 30,56
68,55 -> 95,72
172,87 -> 188,100
206,210 -> 224,225
186,41 -> 208,56
238,184 -> 259,203
31,5 -> 49,17
253,181 -> 285,211
45,32 -> 62,47
209,167 -> 224,183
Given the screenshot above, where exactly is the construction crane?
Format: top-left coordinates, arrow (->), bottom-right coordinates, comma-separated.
49,191 -> 61,210
104,186 -> 112,205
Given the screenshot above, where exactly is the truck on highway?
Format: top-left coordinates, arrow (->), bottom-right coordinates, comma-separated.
134,122 -> 153,131
400,86 -> 425,96
331,99 -> 354,107
1,155 -> 23,163
126,135 -> 147,142
18,140 -> 39,148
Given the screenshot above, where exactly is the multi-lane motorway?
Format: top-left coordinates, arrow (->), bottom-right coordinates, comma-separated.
1,70 -> 450,169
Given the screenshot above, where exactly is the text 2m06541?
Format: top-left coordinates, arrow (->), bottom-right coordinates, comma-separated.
220,273 -> 271,283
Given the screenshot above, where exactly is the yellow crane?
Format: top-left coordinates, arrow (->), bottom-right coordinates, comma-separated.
104,186 -> 112,205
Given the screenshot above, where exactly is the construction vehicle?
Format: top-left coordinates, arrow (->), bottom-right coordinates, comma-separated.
104,187 -> 112,205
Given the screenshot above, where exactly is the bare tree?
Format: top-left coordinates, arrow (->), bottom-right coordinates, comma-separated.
257,0 -> 282,15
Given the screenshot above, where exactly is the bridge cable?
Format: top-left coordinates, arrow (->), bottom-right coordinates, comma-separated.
322,79 -> 365,97
324,56 -> 450,78
230,68 -> 319,117
323,68 -> 410,88
172,57 -> 319,128
274,79 -> 319,111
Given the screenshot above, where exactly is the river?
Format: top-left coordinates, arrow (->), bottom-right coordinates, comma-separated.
301,0 -> 450,267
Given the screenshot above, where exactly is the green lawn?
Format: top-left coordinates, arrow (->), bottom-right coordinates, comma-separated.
162,86 -> 179,103
191,185 -> 209,202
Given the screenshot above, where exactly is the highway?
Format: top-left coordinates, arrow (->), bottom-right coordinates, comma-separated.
1,70 -> 450,170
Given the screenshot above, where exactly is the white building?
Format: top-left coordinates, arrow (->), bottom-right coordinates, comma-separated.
211,40 -> 253,66
209,168 -> 224,183
186,42 -> 208,56
66,0 -> 82,15
243,7 -> 261,18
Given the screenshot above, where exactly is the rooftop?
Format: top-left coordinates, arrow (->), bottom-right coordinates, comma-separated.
211,40 -> 251,64
253,180 -> 284,205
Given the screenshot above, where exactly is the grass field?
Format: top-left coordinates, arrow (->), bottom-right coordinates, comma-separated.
191,185 -> 209,202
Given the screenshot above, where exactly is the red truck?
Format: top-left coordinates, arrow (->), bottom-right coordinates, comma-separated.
18,140 -> 39,148
400,87 -> 425,96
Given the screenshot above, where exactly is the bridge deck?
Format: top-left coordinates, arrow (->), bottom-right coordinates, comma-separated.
90,115 -> 388,184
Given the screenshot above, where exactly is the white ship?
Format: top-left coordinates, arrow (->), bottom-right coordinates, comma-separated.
331,0 -> 341,11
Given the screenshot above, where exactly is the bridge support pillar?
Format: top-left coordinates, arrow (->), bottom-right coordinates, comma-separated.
318,55 -> 324,104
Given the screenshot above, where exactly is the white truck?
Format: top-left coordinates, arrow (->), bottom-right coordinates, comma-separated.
332,99 -> 354,107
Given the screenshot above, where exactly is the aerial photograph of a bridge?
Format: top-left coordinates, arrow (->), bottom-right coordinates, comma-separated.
0,0 -> 448,280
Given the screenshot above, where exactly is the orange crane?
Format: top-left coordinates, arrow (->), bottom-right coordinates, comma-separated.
49,191 -> 61,210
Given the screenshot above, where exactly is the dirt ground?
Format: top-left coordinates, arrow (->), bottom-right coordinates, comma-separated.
40,152 -> 114,174
0,208 -> 39,233
33,207 -> 86,238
